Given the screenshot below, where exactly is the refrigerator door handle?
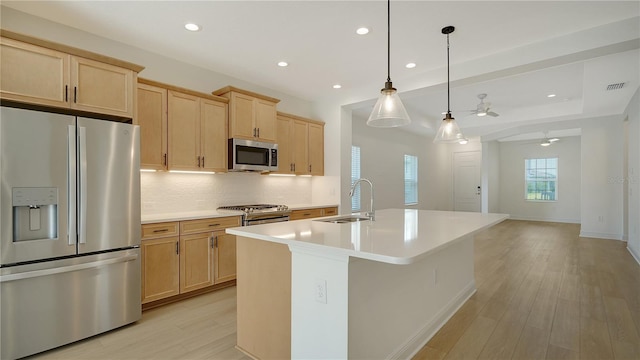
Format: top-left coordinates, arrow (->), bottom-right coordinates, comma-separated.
78,126 -> 87,244
68,125 -> 77,246
0,254 -> 139,283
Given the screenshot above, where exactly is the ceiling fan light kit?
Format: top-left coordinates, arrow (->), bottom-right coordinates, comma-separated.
367,0 -> 411,128
472,93 -> 499,117
434,25 -> 465,143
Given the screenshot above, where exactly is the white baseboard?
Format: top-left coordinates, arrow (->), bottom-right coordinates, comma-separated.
628,246 -> 640,266
508,215 -> 580,224
579,231 -> 624,240
389,281 -> 476,360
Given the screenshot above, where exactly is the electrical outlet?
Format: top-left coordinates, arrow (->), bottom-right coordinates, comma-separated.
315,278 -> 327,304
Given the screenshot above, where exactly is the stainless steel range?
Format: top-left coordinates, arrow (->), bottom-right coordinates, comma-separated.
217,204 -> 290,226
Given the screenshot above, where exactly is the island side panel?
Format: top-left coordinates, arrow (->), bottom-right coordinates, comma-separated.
236,236 -> 291,359
290,247 -> 350,359
348,235 -> 476,359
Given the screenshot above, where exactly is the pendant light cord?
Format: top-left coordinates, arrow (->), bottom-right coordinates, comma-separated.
446,32 -> 450,113
387,0 -> 391,83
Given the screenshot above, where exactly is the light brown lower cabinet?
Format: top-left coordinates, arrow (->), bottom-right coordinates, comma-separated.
141,216 -> 240,305
289,206 -> 338,221
141,236 -> 180,304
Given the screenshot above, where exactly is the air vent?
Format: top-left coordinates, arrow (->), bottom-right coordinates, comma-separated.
606,82 -> 625,91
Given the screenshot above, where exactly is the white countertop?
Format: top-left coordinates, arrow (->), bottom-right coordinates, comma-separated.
141,210 -> 243,224
226,209 -> 509,264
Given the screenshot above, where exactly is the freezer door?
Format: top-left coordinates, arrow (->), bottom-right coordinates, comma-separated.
77,117 -> 140,253
0,249 -> 141,359
0,107 -> 76,265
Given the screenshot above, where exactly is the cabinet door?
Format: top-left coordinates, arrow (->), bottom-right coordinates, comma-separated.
308,123 -> 324,176
141,236 -> 180,303
255,99 -> 277,142
229,92 -> 255,140
200,99 -> 228,172
214,232 -> 237,283
137,83 -> 168,170
180,233 -> 215,293
168,90 -> 201,171
0,37 -> 70,108
71,56 -> 134,118
292,120 -> 309,175
275,115 -> 294,174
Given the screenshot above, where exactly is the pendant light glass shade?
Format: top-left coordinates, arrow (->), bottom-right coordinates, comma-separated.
367,82 -> 411,127
434,113 -> 464,143
367,0 -> 411,128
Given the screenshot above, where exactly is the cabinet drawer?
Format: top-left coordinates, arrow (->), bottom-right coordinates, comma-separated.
321,207 -> 338,216
290,208 -> 323,220
141,222 -> 179,240
181,216 -> 241,234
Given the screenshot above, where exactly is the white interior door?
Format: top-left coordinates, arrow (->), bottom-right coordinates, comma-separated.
454,151 -> 481,212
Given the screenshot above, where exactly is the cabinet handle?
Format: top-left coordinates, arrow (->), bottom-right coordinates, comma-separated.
74,86 -> 77,103
197,156 -> 201,167
202,157 -> 205,167
293,163 -> 296,172
290,163 -> 293,172
210,236 -> 214,248
176,241 -> 179,255
257,128 -> 260,138
253,128 -> 256,137
153,228 -> 169,233
208,223 -> 221,227
65,85 -> 68,102
214,236 -> 218,248
163,153 -> 167,166
309,165 -> 312,172
303,213 -> 311,216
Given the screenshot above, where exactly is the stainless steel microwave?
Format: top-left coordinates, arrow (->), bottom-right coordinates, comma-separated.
228,138 -> 278,172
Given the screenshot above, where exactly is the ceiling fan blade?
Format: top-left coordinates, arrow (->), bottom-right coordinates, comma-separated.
549,138 -> 560,142
487,111 -> 499,117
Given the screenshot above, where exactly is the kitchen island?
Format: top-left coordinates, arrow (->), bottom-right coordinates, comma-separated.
227,209 -> 508,359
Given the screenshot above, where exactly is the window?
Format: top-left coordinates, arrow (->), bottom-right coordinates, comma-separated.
525,157 -> 557,201
404,154 -> 418,205
351,146 -> 361,211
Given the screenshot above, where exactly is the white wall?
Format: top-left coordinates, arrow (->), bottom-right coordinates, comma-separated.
580,118 -> 625,239
498,136 -> 581,223
624,88 -> 640,263
1,6 -> 332,213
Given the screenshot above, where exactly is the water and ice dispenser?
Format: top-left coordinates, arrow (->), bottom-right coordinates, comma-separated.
12,187 -> 58,242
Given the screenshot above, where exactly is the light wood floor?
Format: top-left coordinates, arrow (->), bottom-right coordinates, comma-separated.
29,220 -> 639,360
414,220 -> 640,360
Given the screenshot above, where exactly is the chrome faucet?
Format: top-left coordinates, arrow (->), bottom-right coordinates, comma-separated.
349,178 -> 375,221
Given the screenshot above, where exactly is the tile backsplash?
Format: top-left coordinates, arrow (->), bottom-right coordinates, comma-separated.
141,172 -> 312,215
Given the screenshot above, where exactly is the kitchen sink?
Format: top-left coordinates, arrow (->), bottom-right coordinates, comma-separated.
314,215 -> 370,224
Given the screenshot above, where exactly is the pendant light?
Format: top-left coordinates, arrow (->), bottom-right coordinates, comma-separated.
433,26 -> 465,143
367,0 -> 411,127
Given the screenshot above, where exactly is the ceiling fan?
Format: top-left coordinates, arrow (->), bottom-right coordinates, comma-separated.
470,93 -> 499,117
540,132 -> 560,146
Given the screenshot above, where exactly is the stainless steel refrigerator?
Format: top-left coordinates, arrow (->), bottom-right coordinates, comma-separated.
0,106 -> 141,359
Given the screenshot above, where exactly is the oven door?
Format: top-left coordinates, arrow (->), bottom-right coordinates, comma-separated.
245,215 -> 290,226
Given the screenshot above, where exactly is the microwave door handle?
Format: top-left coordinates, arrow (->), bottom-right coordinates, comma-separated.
68,125 -> 77,246
78,126 -> 87,245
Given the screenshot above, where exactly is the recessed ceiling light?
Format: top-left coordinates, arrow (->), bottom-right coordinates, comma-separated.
184,23 -> 200,31
356,27 -> 369,35
405,63 -> 416,69
277,61 -> 288,67
333,84 -> 342,89
547,94 -> 556,98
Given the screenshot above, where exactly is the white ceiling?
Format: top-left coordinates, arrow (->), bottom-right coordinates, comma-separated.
4,1 -> 639,141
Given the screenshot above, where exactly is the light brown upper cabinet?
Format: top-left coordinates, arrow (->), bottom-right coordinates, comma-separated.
0,30 -> 143,119
168,91 -> 228,172
137,79 -> 228,172
212,86 -> 280,142
137,82 -> 168,170
275,112 -> 325,176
